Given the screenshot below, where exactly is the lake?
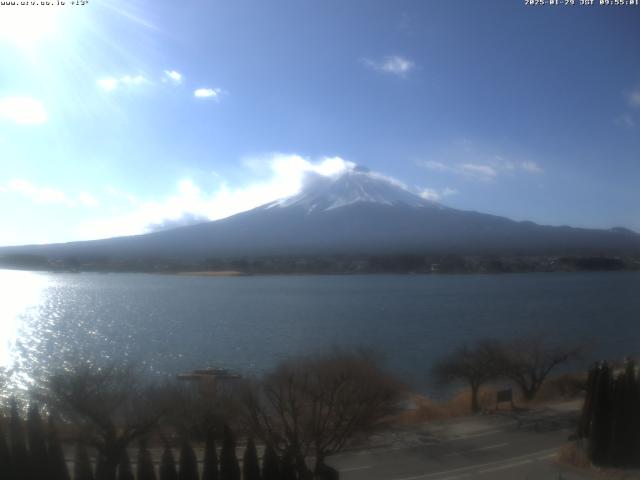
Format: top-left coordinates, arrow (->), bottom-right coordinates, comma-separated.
1,269 -> 639,393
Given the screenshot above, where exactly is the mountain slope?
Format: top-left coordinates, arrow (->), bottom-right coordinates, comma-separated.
1,167 -> 639,262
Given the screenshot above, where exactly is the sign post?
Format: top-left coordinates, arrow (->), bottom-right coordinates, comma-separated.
496,388 -> 514,410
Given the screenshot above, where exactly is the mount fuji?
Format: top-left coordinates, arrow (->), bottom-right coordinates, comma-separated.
1,166 -> 639,265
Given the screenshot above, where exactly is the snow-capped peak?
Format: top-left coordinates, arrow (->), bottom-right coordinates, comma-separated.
268,165 -> 439,213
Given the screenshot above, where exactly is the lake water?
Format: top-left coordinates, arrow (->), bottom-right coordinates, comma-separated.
1,269 -> 639,393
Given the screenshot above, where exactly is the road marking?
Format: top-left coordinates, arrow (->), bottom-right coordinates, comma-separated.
390,446 -> 559,480
537,453 -> 556,460
477,459 -> 532,473
447,429 -> 507,441
333,428 -> 510,458
340,465 -> 373,472
432,473 -> 471,480
443,442 -> 508,457
436,474 -> 472,480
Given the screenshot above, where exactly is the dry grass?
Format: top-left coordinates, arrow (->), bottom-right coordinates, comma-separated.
529,372 -> 587,406
556,442 -> 640,479
395,388 -> 497,424
557,442 -> 591,469
394,373 -> 587,426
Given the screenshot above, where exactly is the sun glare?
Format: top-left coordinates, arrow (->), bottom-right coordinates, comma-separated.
0,270 -> 49,370
0,5 -> 62,48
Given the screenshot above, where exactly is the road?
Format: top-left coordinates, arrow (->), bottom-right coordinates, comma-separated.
327,403 -> 592,480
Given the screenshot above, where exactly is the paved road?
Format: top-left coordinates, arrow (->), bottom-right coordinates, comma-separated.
327,404 -> 591,480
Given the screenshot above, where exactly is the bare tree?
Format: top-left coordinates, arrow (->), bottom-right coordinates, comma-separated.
243,351 -> 403,477
43,363 -> 165,480
433,340 -> 502,413
0,367 -> 10,405
153,380 -> 242,442
499,334 -> 581,400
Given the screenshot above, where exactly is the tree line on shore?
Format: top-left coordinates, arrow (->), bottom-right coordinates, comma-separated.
1,252 -> 636,275
0,351 -> 401,480
433,334 -> 582,413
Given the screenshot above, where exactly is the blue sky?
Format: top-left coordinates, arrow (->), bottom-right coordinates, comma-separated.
0,0 -> 639,246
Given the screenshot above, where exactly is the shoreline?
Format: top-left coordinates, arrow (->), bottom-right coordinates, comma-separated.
1,265 -> 639,278
175,270 -> 246,277
2,253 -> 638,276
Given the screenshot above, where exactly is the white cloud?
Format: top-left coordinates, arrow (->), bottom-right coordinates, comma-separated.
97,77 -> 119,91
5,179 -> 75,206
615,87 -> 640,128
418,188 -> 440,201
78,155 -> 356,239
0,97 -> 47,125
78,192 -> 99,207
629,88 -> 640,108
96,77 -> 119,92
105,186 -> 138,205
420,156 -> 543,180
520,160 -> 543,174
363,55 -> 415,77
97,74 -> 148,92
460,163 -> 498,178
421,160 -> 448,172
2,180 -> 106,208
194,88 -> 222,99
381,56 -> 415,75
419,187 -> 458,202
163,70 -> 183,84
121,75 -> 146,86
147,213 -> 208,232
616,114 -> 636,129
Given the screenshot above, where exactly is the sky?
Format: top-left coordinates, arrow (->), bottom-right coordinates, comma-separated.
0,0 -> 639,246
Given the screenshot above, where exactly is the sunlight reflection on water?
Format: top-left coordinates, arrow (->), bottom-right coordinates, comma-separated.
0,268 -> 638,398
0,269 -> 52,390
